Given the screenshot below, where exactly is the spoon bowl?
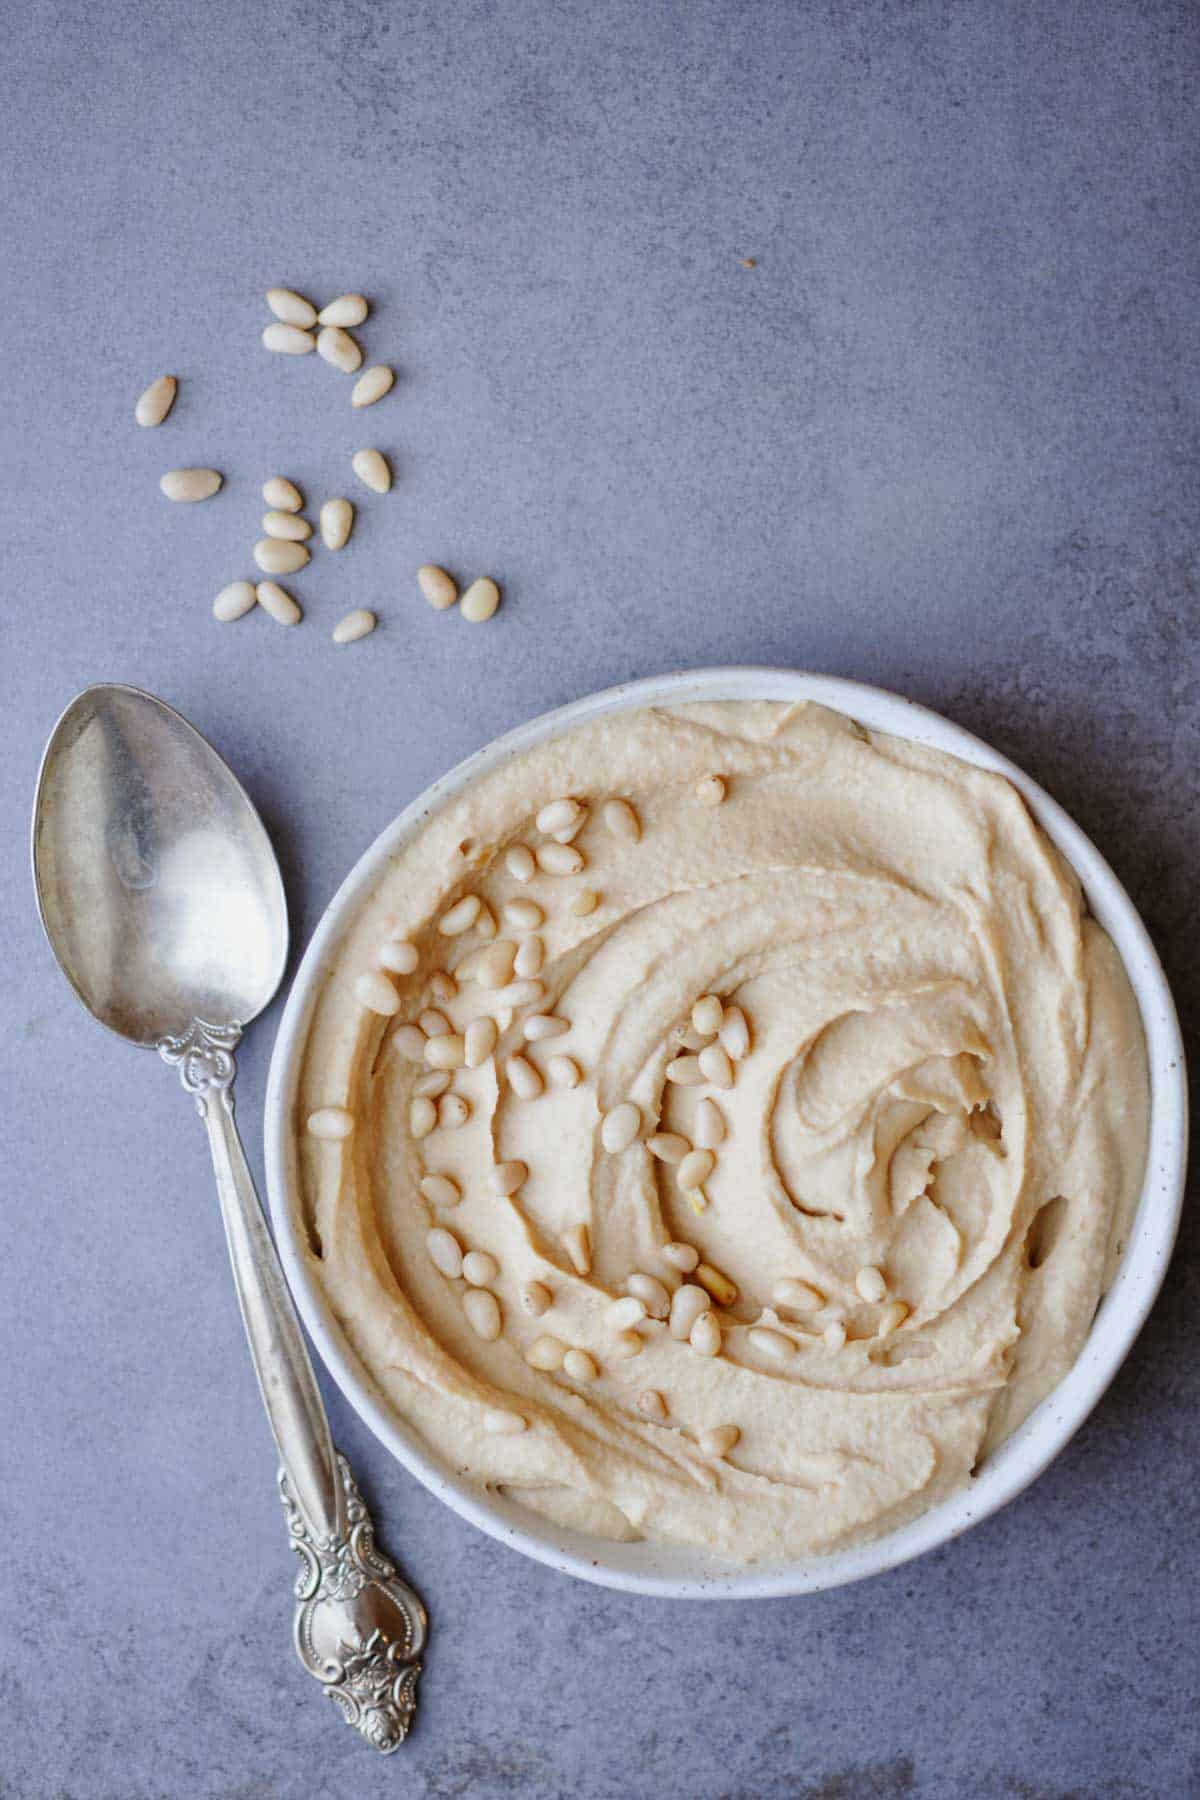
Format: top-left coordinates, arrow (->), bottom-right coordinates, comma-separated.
32,684 -> 287,1047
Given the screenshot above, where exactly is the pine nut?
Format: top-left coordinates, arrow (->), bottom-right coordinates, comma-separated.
430,971 -> 457,1003
414,1070 -> 450,1098
513,935 -> 544,978
262,323 -> 315,354
536,842 -> 583,876
263,509 -> 313,541
418,564 -> 458,610
426,1227 -> 463,1277
352,364 -> 394,408
537,797 -> 583,836
461,577 -> 500,623
678,1149 -> 715,1191
463,1249 -> 499,1287
507,1055 -> 543,1099
488,1162 -> 527,1196
698,1044 -> 734,1089
695,1262 -> 737,1306
563,1348 -> 598,1381
627,1272 -> 670,1319
855,1266 -> 888,1304
266,287 -> 317,327
439,894 -> 482,936
420,1174 -> 461,1208
379,937 -> 419,974
355,971 -> 399,1015
548,1055 -> 582,1088
254,538 -> 309,575
483,1409 -> 527,1435
685,1188 -> 709,1217
502,899 -> 544,931
332,609 -> 376,644
320,497 -> 354,550
475,904 -> 498,939
472,941 -> 514,989
637,1390 -> 668,1421
692,1099 -> 726,1149
391,1025 -> 426,1061
679,1027 -> 713,1051
571,888 -> 600,917
666,1055 -> 704,1085
669,1284 -> 711,1339
525,1335 -> 566,1371
424,1033 -> 465,1070
524,1013 -> 568,1041
662,1241 -> 700,1273
318,294 -> 369,328
607,1296 -> 646,1330
601,1103 -> 641,1152
307,1106 -> 354,1139
263,476 -> 303,511
877,1301 -> 909,1337
773,1279 -> 823,1313
719,1005 -> 750,1060
160,467 -> 222,502
552,813 -> 588,846
213,580 -> 257,622
695,774 -> 726,806
505,844 -> 536,882
352,448 -> 392,493
464,1017 -> 498,1068
648,1133 -> 690,1164
748,1327 -> 794,1364
438,1093 -> 471,1129
692,995 -> 724,1036
317,325 -> 363,372
521,1280 -> 552,1316
493,978 -> 546,1011
422,1008 -> 455,1051
690,1313 -> 722,1357
609,1330 -> 644,1360
135,374 -> 176,428
463,1288 -> 502,1341
701,1424 -> 740,1458
410,1097 -> 437,1138
562,1223 -> 591,1275
602,798 -> 641,842
824,1319 -> 848,1351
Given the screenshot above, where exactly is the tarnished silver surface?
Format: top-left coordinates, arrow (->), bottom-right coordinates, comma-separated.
31,684 -> 426,1751
282,1455 -> 427,1754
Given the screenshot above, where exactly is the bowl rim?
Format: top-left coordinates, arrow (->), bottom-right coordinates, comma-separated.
263,666 -> 1188,1600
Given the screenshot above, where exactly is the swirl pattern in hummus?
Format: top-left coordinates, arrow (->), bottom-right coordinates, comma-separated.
296,702 -> 1148,1563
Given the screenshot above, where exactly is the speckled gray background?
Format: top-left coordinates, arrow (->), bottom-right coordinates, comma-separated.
2,1 -> 1197,1795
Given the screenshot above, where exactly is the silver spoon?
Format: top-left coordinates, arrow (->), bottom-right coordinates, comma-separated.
32,683 -> 427,1754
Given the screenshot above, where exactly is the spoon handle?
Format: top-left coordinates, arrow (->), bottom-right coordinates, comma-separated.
159,1017 -> 426,1751
159,1017 -> 341,1536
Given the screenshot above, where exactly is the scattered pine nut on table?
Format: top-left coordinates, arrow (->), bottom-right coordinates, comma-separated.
135,374 -> 176,427
332,609 -> 376,644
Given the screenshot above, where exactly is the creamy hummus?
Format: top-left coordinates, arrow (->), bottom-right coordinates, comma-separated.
295,701 -> 1149,1562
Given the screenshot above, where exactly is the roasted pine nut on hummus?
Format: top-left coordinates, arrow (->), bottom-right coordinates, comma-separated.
295,702 -> 1149,1561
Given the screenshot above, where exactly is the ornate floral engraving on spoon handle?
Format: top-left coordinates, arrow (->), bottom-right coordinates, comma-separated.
281,1454 -> 427,1753
159,1016 -> 426,1751
158,1015 -> 242,1098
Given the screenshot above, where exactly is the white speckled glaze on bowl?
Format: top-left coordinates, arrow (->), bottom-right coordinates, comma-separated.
264,669 -> 1187,1599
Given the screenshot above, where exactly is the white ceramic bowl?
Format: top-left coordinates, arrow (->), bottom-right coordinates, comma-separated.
264,669 -> 1186,1599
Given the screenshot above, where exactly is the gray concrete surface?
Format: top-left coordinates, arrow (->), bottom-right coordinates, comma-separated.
2,2 -> 1197,1795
